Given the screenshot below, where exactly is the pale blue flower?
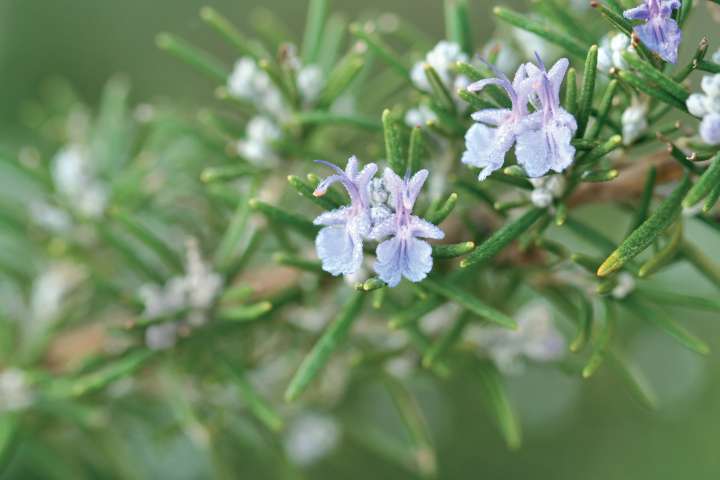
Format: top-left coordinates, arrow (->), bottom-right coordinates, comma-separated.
313,156 -> 377,276
461,63 -> 534,180
370,169 -> 444,287
623,0 -> 682,64
515,56 -> 577,177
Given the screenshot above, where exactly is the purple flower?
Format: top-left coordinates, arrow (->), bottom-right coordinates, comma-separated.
699,114 -> 720,145
461,63 -> 534,180
370,169 -> 444,287
515,56 -> 578,177
313,156 -> 377,276
624,0 -> 682,64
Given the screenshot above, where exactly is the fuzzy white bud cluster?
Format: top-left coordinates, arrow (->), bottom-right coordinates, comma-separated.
597,34 -> 634,73
529,175 -> 566,208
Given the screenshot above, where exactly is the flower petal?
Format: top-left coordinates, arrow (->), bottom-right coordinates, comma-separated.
316,224 -> 363,276
374,236 -> 404,287
471,108 -> 511,126
700,113 -> 720,145
409,216 -> 445,239
313,206 -> 350,226
402,237 -> 434,283
623,4 -> 650,20
635,17 -> 681,64
369,214 -> 397,241
461,123 -> 514,180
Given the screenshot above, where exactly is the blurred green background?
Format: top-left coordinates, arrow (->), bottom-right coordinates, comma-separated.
1,1 -> 719,479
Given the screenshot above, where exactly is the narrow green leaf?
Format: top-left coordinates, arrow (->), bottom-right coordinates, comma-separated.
607,350 -> 658,410
49,350 -> 155,398
677,0 -> 693,26
534,0 -> 596,44
493,7 -> 588,58
384,377 -> 437,477
350,23 -> 410,79
628,166 -> 656,233
426,193 -> 458,225
638,221 -> 682,277
156,33 -> 229,82
636,287 -> 720,312
288,175 -> 339,210
423,313 -> 470,367
317,53 -> 366,108
407,126 -> 425,173
577,45 -> 598,136
96,225 -> 166,284
273,252 -> 323,273
476,360 -> 522,450
422,278 -> 516,329
570,293 -> 593,352
622,52 -> 689,102
703,182 -> 720,213
697,59 -> 720,74
577,135 -> 623,166
285,292 -> 365,401
389,296 -> 445,329
217,301 -> 273,322
582,300 -> 615,378
295,110 -> 382,131
673,37 -> 709,82
200,7 -> 267,59
201,164 -> 261,183
215,191 -> 253,270
597,175 -> 691,276
221,357 -> 284,432
585,79 -> 618,140
681,240 -> 720,288
581,168 -> 619,182
445,0 -> 473,55
624,296 -> 710,355
383,109 -> 407,174
249,199 -> 319,239
683,153 -> 720,208
301,0 -> 328,63
564,67 -> 577,115
424,64 -> 456,112
111,211 -> 184,274
615,69 -> 688,111
461,208 -> 546,268
432,241 -> 475,259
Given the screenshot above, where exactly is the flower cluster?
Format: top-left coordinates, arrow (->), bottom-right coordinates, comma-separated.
466,302 -> 566,374
686,74 -> 720,145
462,55 -> 577,180
313,157 -> 444,287
410,40 -> 470,99
597,33 -> 634,73
228,47 -> 326,164
139,238 -> 223,350
623,0 -> 682,64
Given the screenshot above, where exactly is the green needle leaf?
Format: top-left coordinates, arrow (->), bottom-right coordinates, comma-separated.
493,7 -> 588,58
249,199 -> 319,239
580,168 -> 619,182
607,350 -> 658,410
301,0 -> 329,64
564,67 -> 577,115
111,210 -> 185,274
389,296 -> 445,329
445,0 -> 473,55
217,302 -> 273,322
383,109 -> 407,174
156,33 -> 229,82
202,164 -> 262,183
317,52 -> 366,108
622,51 -> 689,102
407,126 -> 426,173
422,278 -> 516,329
585,79 -> 619,140
624,296 -> 710,355
200,7 -> 267,59
285,292 -> 365,401
221,357 -> 284,432
294,111 -> 382,131
582,300 -> 615,378
424,64 -> 456,112
425,192 -> 459,225
577,45 -> 598,136
423,312 -> 470,367
476,360 -> 522,450
683,153 -> 720,208
461,208 -> 546,268
636,287 -> 720,312
431,241 -> 475,259
273,252 -> 323,273
597,175 -> 691,277
350,23 -> 410,79
638,221 -> 682,278
288,175 -> 340,210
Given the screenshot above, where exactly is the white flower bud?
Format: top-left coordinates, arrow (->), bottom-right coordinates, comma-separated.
611,272 -> 635,299
284,414 -> 340,466
621,102 -> 648,145
686,93 -> 709,117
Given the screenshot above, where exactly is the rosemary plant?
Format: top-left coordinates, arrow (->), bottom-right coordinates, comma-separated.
1,0 -> 720,477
